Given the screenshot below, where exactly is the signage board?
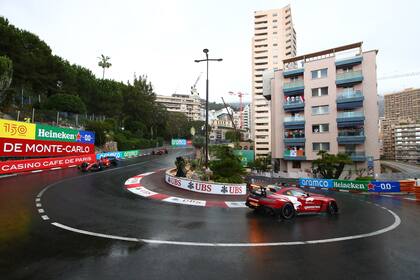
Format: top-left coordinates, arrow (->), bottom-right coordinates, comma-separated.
0,138 -> 94,157
333,180 -> 370,191
299,178 -> 333,188
368,181 -> 401,192
171,139 -> 187,146
165,172 -> 246,195
233,150 -> 255,167
0,119 -> 36,140
0,154 -> 96,174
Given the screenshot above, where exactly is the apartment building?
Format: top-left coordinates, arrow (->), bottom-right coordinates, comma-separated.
395,123 -> 420,164
252,5 -> 296,157
155,93 -> 204,121
264,42 -> 380,177
243,104 -> 251,131
382,88 -> 420,159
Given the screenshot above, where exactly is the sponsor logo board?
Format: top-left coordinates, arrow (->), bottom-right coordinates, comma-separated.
171,139 -> 187,146
165,173 -> 246,195
0,119 -> 36,140
333,180 -> 369,191
0,154 -> 96,174
368,181 -> 400,192
0,138 -> 94,157
299,178 -> 333,188
35,124 -> 95,144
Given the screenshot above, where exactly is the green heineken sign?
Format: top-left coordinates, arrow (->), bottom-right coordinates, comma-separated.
333,180 -> 370,191
35,124 -> 95,144
234,150 -> 255,167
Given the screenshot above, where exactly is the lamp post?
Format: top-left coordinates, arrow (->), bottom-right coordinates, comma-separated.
194,49 -> 222,169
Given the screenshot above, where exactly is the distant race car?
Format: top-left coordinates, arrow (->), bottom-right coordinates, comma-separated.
245,184 -> 338,220
152,148 -> 168,155
79,156 -> 117,172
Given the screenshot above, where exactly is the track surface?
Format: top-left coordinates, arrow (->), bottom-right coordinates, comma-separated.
1,149 -> 420,280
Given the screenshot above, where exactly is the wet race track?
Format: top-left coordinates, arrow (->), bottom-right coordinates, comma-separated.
1,148 -> 420,280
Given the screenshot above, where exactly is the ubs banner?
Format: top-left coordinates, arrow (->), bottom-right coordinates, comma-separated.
0,119 -> 95,157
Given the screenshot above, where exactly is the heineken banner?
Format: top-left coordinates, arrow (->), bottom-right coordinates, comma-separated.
332,180 -> 370,191
0,119 -> 95,144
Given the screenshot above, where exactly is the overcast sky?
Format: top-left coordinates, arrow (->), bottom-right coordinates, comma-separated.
1,0 -> 419,102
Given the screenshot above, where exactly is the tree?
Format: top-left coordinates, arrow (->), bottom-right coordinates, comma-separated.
250,155 -> 271,172
98,54 -> 111,79
225,130 -> 241,143
209,145 -> 245,183
44,93 -> 87,113
312,151 -> 352,179
0,55 -> 13,97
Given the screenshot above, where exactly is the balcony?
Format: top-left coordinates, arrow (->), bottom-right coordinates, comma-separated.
335,56 -> 363,68
284,149 -> 306,161
345,151 -> 366,162
336,90 -> 364,109
283,80 -> 304,95
284,116 -> 305,129
283,99 -> 304,112
283,68 -> 304,78
336,111 -> 365,128
337,130 -> 365,144
336,70 -> 363,87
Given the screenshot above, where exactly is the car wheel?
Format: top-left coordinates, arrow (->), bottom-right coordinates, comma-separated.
327,201 -> 338,215
280,203 -> 295,220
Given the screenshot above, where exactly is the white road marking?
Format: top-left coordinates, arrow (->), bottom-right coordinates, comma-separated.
128,187 -> 158,197
0,174 -> 17,178
69,165 -> 77,168
41,215 -> 50,220
31,170 -> 43,173
49,207 -> 401,247
38,209 -> 45,213
162,197 -> 206,207
404,197 -> 418,201
225,201 -> 247,208
50,167 -> 62,170
35,198 -> 41,202
124,177 -> 142,185
36,203 -> 42,207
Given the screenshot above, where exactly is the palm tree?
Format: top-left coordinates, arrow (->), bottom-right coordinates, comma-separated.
98,54 -> 112,79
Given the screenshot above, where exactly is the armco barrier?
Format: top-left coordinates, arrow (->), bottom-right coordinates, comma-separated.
165,169 -> 246,195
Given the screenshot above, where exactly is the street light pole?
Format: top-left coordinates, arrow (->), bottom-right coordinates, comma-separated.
194,49 -> 222,169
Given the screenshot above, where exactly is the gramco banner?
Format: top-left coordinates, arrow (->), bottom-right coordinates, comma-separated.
0,154 -> 96,174
165,170 -> 246,195
0,119 -> 95,144
96,150 -> 142,160
0,138 -> 94,157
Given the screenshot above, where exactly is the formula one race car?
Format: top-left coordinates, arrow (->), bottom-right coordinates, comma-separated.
245,184 -> 338,220
79,156 -> 117,172
152,148 -> 168,155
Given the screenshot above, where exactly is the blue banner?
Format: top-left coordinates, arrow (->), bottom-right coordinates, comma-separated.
368,181 -> 400,192
299,178 -> 333,188
77,130 -> 95,144
96,151 -> 123,160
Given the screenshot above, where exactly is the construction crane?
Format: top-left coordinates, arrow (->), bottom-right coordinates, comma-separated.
190,72 -> 203,96
228,91 -> 249,129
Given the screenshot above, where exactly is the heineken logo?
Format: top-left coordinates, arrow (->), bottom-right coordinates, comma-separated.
333,180 -> 369,191
37,128 -> 75,140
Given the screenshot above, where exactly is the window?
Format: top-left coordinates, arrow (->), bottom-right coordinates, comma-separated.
312,124 -> 329,133
273,19 -> 278,23
342,66 -> 353,72
273,43 -> 278,47
273,31 -> 277,35
312,87 -> 328,97
292,161 -> 301,169
313,142 -> 330,151
311,68 -> 328,79
312,105 -> 329,115
273,13 -> 278,16
273,25 -> 278,29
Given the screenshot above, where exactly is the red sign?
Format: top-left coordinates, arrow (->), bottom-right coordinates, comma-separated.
0,138 -> 94,157
0,154 -> 96,174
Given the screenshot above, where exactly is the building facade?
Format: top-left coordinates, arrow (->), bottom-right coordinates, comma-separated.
395,123 -> 420,164
243,104 -> 251,131
155,94 -> 204,121
382,88 -> 420,160
252,5 -> 297,157
265,42 -> 380,177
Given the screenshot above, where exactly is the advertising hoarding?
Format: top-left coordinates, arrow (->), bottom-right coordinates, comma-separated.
0,154 -> 96,174
332,180 -> 370,191
0,119 -> 36,140
171,139 -> 187,146
0,138 -> 94,157
368,181 -> 401,192
299,178 -> 333,188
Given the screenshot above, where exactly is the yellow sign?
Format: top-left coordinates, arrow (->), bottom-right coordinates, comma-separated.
0,119 -> 36,140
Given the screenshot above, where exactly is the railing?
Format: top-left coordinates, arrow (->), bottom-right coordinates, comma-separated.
284,99 -> 304,105
337,111 -> 364,118
336,70 -> 363,80
284,116 -> 305,122
338,130 -> 364,136
284,150 -> 305,157
337,90 -> 363,100
285,134 -> 305,138
283,80 -> 304,89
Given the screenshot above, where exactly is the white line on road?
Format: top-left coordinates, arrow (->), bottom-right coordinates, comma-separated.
38,209 -> 45,213
41,215 -> 50,220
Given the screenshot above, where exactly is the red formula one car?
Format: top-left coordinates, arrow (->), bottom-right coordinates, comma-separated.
79,157 -> 113,172
245,184 -> 338,220
152,148 -> 168,155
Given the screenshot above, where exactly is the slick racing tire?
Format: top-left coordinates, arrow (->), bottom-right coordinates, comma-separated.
327,201 -> 339,215
280,203 -> 295,220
